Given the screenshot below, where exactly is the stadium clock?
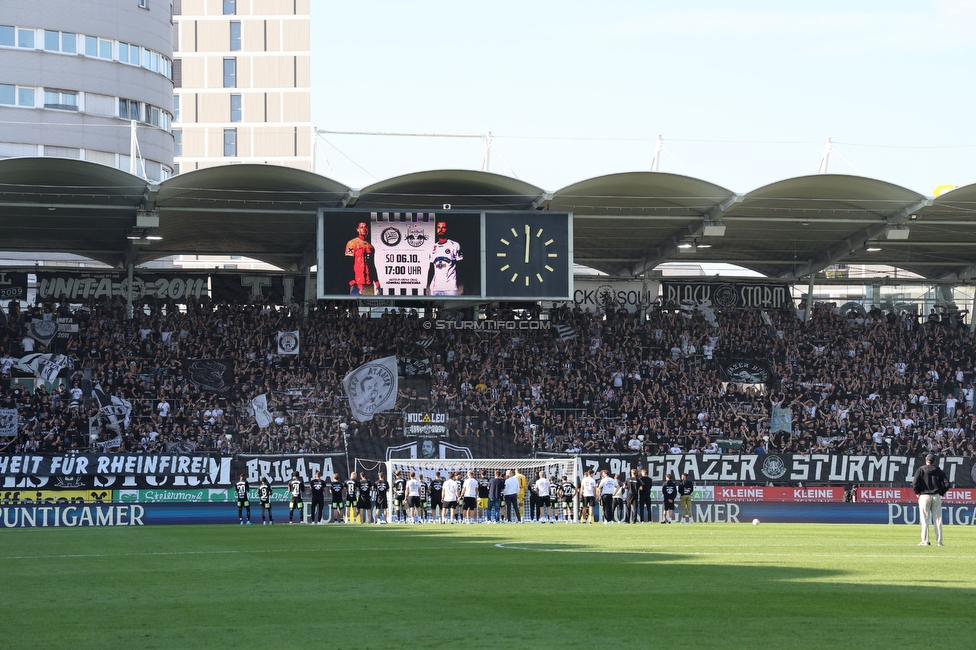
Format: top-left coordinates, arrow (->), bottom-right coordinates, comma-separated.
485,212 -> 571,299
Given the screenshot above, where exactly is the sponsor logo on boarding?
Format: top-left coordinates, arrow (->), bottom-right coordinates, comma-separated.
761,455 -> 787,480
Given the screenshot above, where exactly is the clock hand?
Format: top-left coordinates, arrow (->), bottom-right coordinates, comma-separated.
524,224 -> 531,264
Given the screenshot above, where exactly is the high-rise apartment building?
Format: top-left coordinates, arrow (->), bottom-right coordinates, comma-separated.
0,0 -> 175,180
172,0 -> 311,173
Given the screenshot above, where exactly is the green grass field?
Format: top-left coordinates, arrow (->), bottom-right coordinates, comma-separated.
1,522 -> 973,649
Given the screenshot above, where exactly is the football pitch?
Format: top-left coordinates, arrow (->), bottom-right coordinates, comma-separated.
1,522 -> 973,649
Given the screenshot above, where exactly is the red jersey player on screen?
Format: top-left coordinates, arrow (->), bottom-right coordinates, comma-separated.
426,221 -> 463,295
345,221 -> 380,295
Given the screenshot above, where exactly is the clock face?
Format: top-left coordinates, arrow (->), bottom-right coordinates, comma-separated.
485,213 -> 571,298
496,224 -> 558,287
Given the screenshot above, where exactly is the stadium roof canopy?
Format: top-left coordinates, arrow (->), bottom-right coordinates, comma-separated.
2,157 -> 976,280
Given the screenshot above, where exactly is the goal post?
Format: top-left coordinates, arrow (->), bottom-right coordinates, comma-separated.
385,457 -> 579,523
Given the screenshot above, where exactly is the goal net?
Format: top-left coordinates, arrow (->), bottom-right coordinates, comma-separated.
385,457 -> 579,523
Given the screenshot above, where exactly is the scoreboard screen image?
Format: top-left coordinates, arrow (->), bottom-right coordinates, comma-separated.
317,210 -> 572,301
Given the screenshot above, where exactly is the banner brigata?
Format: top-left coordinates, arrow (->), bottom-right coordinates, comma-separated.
662,280 -> 794,310
35,272 -> 208,301
645,454 -> 976,488
234,454 -> 342,484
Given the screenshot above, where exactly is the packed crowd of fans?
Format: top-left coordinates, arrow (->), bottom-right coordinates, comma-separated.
1,293 -> 975,458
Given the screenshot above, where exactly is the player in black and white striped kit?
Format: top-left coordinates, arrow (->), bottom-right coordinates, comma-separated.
235,474 -> 251,525
287,471 -> 305,524
560,476 -> 576,522
258,476 -> 274,525
392,471 -> 407,523
344,472 -> 359,524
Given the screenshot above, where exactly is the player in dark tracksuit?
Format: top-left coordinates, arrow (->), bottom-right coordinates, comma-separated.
358,474 -> 373,524
309,471 -> 326,524
661,473 -> 677,524
625,469 -> 641,524
329,473 -> 345,523
638,469 -> 653,523
678,472 -> 695,523
374,473 -> 390,523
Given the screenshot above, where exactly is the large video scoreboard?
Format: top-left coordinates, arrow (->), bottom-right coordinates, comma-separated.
316,210 -> 572,300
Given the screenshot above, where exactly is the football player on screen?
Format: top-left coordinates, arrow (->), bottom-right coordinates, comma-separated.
426,221 -> 462,295
345,221 -> 380,295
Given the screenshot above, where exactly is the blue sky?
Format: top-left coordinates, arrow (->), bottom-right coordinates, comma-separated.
311,1 -> 976,195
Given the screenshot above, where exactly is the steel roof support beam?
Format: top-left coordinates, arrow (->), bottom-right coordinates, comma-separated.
627,194 -> 743,277
941,264 -> 976,281
142,182 -> 161,211
782,198 -> 931,281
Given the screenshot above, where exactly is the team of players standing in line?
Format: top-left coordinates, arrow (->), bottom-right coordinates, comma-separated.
233,468 -> 697,525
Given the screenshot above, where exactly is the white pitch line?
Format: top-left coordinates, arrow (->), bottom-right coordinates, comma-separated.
0,546 -> 459,561
491,543 -> 975,558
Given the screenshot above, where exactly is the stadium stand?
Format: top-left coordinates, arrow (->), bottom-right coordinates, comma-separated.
2,294 -> 974,459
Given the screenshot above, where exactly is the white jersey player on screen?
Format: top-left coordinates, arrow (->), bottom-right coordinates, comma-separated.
427,221 -> 463,295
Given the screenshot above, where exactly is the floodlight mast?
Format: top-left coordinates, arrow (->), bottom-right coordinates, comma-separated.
650,134 -> 663,172
481,130 -> 492,172
817,136 -> 832,174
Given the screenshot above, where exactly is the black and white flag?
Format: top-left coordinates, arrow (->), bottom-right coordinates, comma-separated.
0,408 -> 17,437
554,325 -> 578,341
680,299 -> 719,329
182,359 -> 234,393
277,330 -> 300,355
342,356 -> 399,422
717,359 -> 776,386
34,353 -> 68,383
399,356 -> 432,377
27,319 -> 59,347
92,382 -> 132,435
251,393 -> 274,429
416,335 -> 435,349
